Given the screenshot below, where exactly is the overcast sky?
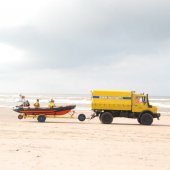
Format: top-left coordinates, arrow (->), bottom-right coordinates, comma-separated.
0,0 -> 170,95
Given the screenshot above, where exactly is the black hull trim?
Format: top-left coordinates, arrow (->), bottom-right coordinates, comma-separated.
14,105 -> 76,113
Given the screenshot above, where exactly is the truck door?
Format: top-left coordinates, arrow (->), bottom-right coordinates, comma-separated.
132,94 -> 147,112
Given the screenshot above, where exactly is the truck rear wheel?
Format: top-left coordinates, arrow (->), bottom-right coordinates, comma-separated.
37,115 -> 46,123
100,112 -> 113,124
140,113 -> 153,125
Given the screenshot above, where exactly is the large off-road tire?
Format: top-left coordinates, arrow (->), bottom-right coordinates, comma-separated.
100,112 -> 113,124
140,113 -> 153,125
37,115 -> 46,123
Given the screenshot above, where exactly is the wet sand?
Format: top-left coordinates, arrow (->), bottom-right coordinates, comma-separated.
0,107 -> 170,170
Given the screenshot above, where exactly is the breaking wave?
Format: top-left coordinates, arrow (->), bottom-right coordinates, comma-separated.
0,93 -> 169,115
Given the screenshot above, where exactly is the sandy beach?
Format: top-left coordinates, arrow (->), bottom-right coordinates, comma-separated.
0,107 -> 170,170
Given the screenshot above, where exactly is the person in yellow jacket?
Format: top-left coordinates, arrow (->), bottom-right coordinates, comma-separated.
48,99 -> 56,108
34,99 -> 40,108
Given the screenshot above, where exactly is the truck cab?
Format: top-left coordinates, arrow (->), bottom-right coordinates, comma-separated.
132,93 -> 157,113
91,90 -> 160,125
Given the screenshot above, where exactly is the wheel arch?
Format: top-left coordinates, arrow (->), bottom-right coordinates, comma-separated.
139,110 -> 153,118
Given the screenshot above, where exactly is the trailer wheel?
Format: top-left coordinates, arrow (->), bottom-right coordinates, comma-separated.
37,115 -> 46,123
100,112 -> 113,124
140,113 -> 153,125
78,114 -> 86,121
18,114 -> 23,120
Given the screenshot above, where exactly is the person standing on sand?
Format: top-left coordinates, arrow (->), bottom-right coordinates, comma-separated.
34,99 -> 40,108
48,99 -> 56,108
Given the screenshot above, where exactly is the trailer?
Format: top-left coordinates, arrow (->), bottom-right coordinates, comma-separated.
13,105 -> 86,123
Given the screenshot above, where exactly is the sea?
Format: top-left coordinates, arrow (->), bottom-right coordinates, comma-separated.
0,93 -> 170,115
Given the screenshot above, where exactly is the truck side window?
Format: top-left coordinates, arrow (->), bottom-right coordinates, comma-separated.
136,97 -> 143,104
136,97 -> 140,103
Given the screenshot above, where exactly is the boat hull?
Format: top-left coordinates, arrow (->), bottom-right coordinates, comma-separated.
13,105 -> 76,116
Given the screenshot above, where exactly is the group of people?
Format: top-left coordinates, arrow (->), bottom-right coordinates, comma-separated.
18,94 -> 56,108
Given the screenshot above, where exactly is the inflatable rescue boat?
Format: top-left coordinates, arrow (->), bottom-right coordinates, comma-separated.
13,105 -> 87,122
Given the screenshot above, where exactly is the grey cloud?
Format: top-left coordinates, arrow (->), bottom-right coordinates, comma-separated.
0,0 -> 170,69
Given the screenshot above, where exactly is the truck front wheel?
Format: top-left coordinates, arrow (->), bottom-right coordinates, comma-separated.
140,113 -> 153,125
100,112 -> 113,124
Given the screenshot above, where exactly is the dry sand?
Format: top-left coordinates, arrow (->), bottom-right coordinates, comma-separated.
0,107 -> 170,170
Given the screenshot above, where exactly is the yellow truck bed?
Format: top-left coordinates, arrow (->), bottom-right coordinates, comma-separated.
91,90 -> 132,111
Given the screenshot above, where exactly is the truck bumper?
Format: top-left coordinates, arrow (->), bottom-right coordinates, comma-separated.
153,113 -> 161,119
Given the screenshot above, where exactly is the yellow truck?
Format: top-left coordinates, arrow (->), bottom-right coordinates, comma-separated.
91,90 -> 160,125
